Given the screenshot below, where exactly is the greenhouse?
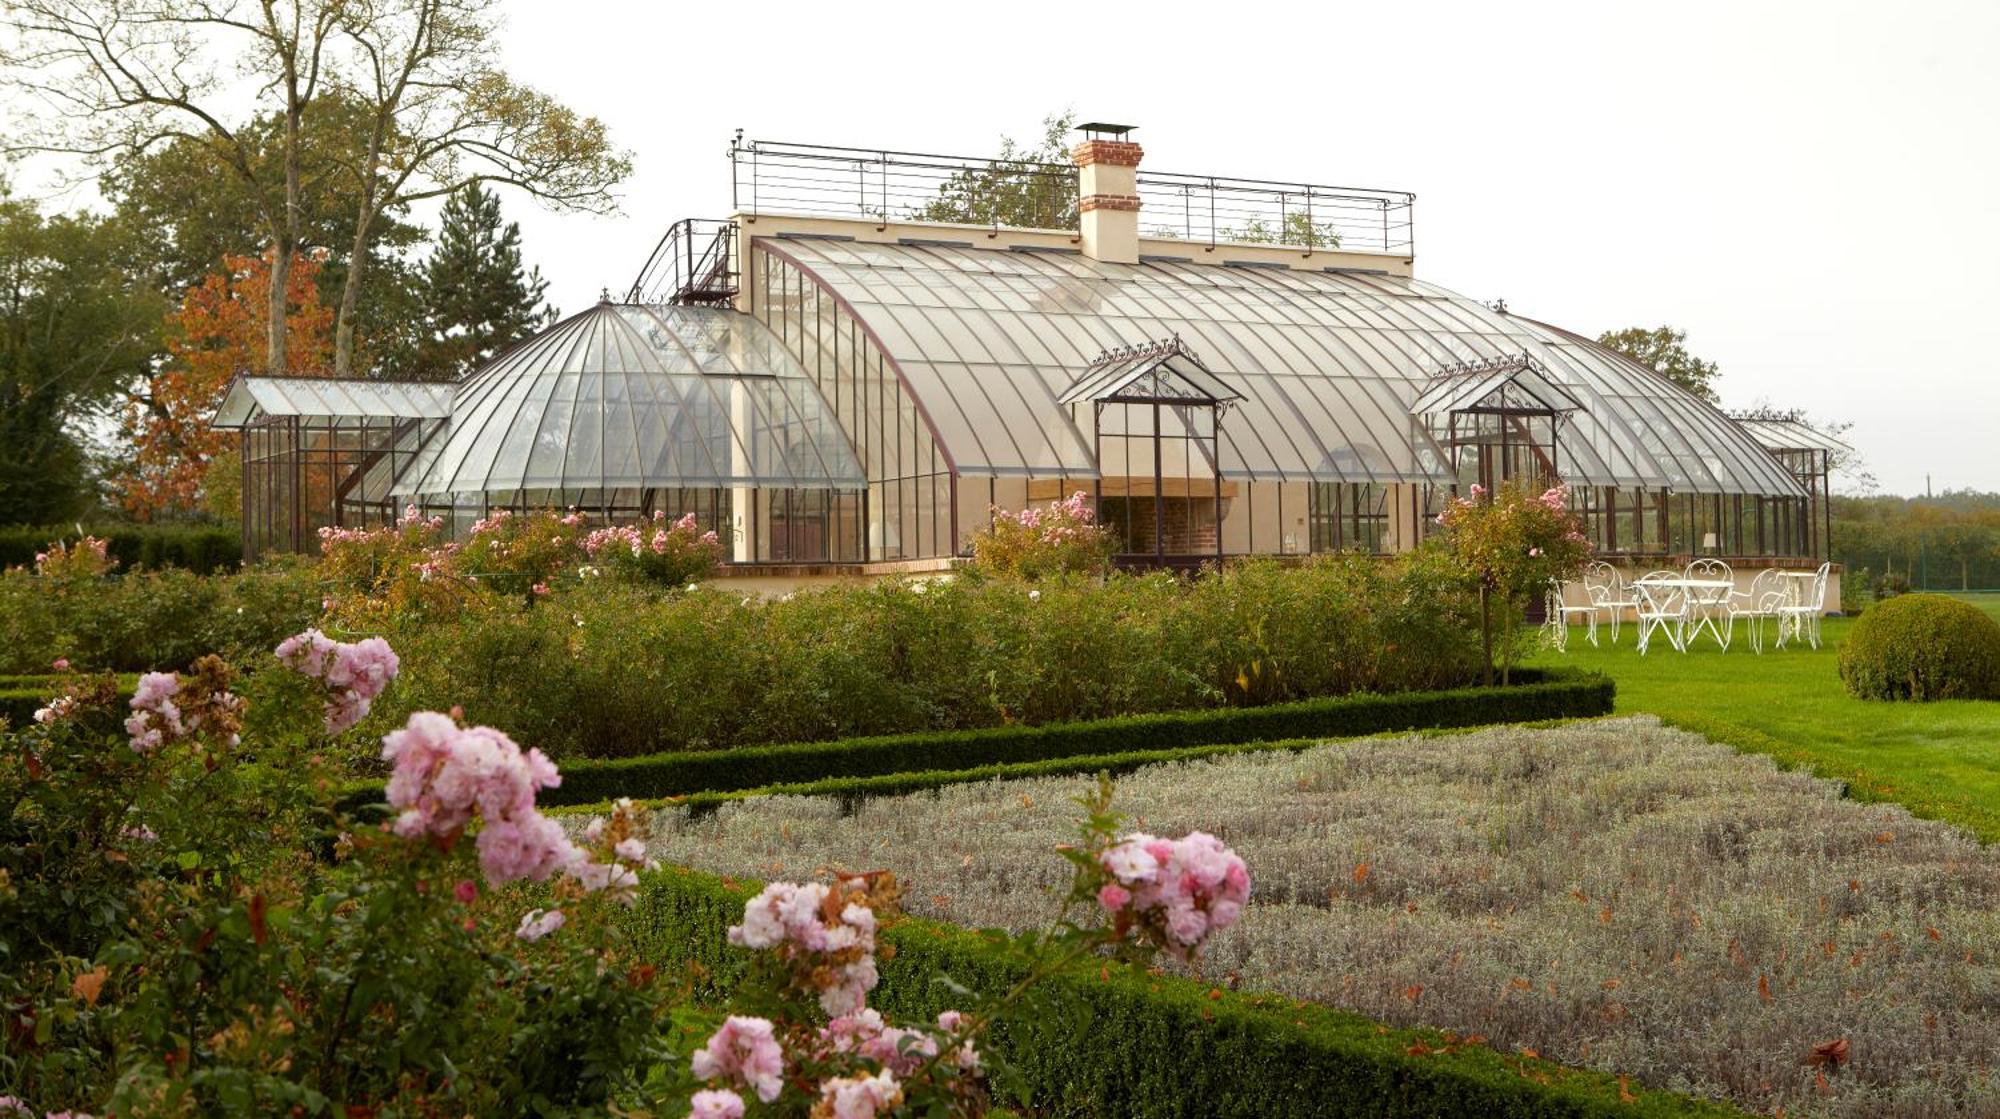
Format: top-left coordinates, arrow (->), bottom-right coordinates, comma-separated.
215,127 -> 1827,573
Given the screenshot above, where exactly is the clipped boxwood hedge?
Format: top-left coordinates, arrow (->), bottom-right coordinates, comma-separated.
0,677 -> 138,728
1837,593 -> 2000,701
0,524 -> 240,574
338,669 -> 1613,813
627,865 -> 1741,1119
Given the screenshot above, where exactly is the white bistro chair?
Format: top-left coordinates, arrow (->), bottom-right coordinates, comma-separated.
1728,568 -> 1787,654
1545,579 -> 1600,651
1682,558 -> 1736,650
1774,561 -> 1832,649
1632,571 -> 1688,655
1582,561 -> 1638,644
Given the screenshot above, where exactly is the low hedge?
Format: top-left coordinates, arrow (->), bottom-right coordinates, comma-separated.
0,678 -> 138,728
627,865 -> 1742,1118
339,669 -> 1614,813
0,524 -> 240,574
545,724 -> 1565,818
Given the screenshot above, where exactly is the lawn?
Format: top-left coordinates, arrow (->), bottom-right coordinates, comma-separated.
1530,593 -> 2000,842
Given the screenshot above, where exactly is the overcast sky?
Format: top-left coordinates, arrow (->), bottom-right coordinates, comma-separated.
474,2 -> 1984,495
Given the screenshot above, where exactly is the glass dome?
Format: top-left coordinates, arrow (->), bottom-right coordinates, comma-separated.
396,302 -> 866,498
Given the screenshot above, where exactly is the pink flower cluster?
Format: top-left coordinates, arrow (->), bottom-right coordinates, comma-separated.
1097,831 -> 1251,959
381,712 -> 574,887
123,671 -> 242,754
820,1008 -> 979,1075
690,1016 -> 786,1103
995,490 -> 1097,542
32,535 -> 111,579
816,1069 -> 902,1118
0,1100 -> 93,1119
32,695 -> 77,726
274,629 -> 400,734
581,512 -> 717,559
729,881 -> 880,1015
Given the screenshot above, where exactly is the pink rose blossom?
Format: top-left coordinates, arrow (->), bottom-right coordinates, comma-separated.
816,1069 -> 901,1119
687,1089 -> 746,1119
515,908 -> 565,942
691,1016 -> 786,1103
454,879 -> 478,904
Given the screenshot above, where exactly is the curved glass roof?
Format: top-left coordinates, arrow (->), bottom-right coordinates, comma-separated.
758,238 -> 1804,497
213,376 -> 454,427
398,302 -> 864,497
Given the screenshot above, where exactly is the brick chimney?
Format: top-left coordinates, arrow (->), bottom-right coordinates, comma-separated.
1072,123 -> 1142,264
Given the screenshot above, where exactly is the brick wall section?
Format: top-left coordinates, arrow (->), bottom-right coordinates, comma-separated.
1071,139 -> 1144,168
1078,194 -> 1142,212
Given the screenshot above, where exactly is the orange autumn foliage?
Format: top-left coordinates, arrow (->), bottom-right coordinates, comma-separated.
115,251 -> 333,519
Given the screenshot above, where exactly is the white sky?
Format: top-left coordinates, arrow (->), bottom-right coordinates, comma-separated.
484,0 -> 2000,497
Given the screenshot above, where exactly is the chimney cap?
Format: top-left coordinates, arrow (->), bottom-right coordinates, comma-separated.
1076,122 -> 1138,139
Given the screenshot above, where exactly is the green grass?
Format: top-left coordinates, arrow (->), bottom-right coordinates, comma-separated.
1531,592 -> 2000,842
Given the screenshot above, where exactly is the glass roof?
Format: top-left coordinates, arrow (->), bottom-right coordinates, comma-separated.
756,238 -> 1806,497
213,377 -> 454,427
397,303 -> 865,497
1734,416 -> 1853,455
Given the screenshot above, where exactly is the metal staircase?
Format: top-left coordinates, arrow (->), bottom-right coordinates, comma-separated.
625,218 -> 738,306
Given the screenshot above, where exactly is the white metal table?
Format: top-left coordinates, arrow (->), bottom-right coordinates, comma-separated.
1634,577 -> 1736,650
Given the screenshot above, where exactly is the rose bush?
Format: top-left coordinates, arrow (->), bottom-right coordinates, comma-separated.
0,634 -> 1247,1118
1435,482 -> 1592,683
967,492 -> 1115,580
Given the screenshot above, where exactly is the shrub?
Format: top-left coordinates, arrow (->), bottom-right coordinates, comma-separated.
0,560 -> 321,675
377,555 -> 1487,760
0,523 -> 239,575
966,491 -> 1116,580
580,510 -> 724,587
1838,593 -> 2000,701
1871,570 -> 1912,601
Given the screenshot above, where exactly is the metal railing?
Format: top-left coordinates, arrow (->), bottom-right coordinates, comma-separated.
727,136 -> 1415,255
626,218 -> 739,306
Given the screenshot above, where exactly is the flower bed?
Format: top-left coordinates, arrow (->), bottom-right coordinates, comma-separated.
626,718 -> 2000,1118
336,668 -> 1613,813
628,866 -> 1743,1118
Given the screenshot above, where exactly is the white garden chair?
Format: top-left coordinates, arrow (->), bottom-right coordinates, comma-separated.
1728,568 -> 1788,654
1774,561 -> 1832,650
1582,561 -> 1637,644
1632,571 -> 1687,655
1682,558 -> 1736,650
1545,579 -> 1600,651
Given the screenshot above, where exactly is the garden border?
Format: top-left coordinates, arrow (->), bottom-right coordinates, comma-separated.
337,669 -> 1614,813
628,865 -> 1743,1119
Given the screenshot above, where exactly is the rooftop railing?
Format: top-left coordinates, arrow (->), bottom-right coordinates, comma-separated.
728,137 -> 1415,256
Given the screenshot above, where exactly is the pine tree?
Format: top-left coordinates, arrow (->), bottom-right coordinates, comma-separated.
411,184 -> 554,381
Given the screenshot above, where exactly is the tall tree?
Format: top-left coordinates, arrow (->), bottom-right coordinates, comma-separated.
916,110 -> 1079,230
0,192 -> 160,523
320,0 -> 628,376
1596,325 -> 1722,402
1,0 -> 627,379
1,0 -> 343,377
113,252 -> 334,520
411,182 -> 552,381
102,103 -> 430,379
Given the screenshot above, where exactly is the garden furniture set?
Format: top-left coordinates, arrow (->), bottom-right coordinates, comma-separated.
1545,560 -> 1831,654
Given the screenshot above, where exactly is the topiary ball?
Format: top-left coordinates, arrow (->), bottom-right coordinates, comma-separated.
1838,593 -> 2000,702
